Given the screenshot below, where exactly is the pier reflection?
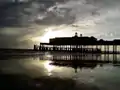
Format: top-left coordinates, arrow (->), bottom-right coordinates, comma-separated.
39,53 -> 120,73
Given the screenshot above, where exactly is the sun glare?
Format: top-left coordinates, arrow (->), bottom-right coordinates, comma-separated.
31,30 -> 55,43
40,30 -> 55,42
31,25 -> 76,43
43,61 -> 55,76
31,29 -> 69,43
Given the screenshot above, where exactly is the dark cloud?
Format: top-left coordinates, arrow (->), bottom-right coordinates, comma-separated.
0,0 -> 76,48
0,0 -> 120,48
35,8 -> 75,25
0,0 -> 120,27
0,2 -> 30,27
0,0 -> 75,28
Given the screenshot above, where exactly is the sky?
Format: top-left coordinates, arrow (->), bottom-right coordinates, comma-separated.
0,0 -> 120,49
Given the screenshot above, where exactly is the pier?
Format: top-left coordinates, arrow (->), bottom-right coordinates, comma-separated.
34,32 -> 120,54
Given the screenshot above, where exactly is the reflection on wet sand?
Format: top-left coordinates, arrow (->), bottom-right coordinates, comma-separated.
0,53 -> 101,90
39,53 -> 120,73
0,53 -> 120,90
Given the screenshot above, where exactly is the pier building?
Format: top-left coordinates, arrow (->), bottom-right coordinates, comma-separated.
34,32 -> 120,54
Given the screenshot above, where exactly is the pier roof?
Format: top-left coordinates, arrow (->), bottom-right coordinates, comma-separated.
49,34 -> 98,45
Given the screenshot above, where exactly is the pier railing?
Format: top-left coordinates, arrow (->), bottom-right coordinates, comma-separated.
36,43 -> 120,54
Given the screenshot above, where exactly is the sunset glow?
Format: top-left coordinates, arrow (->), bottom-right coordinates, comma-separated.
44,61 -> 55,76
31,27 -> 73,43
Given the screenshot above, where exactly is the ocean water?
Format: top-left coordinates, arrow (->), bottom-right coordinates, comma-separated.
0,52 -> 120,90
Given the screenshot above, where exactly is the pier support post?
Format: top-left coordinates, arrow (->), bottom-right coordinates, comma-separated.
100,45 -> 102,52
104,45 -> 106,54
107,45 -> 109,54
113,45 -> 114,53
116,45 -> 117,53
113,45 -> 115,53
41,45 -> 43,51
53,45 -> 55,51
39,45 -> 41,51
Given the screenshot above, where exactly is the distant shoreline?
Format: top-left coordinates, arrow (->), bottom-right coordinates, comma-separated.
0,48 -> 33,51
0,48 -> 120,55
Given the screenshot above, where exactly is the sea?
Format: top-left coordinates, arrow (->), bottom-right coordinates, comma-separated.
0,51 -> 120,90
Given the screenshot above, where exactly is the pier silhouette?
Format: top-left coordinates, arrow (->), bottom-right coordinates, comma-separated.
34,32 -> 120,54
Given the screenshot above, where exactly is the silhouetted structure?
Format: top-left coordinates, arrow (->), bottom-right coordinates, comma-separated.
34,32 -> 120,54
